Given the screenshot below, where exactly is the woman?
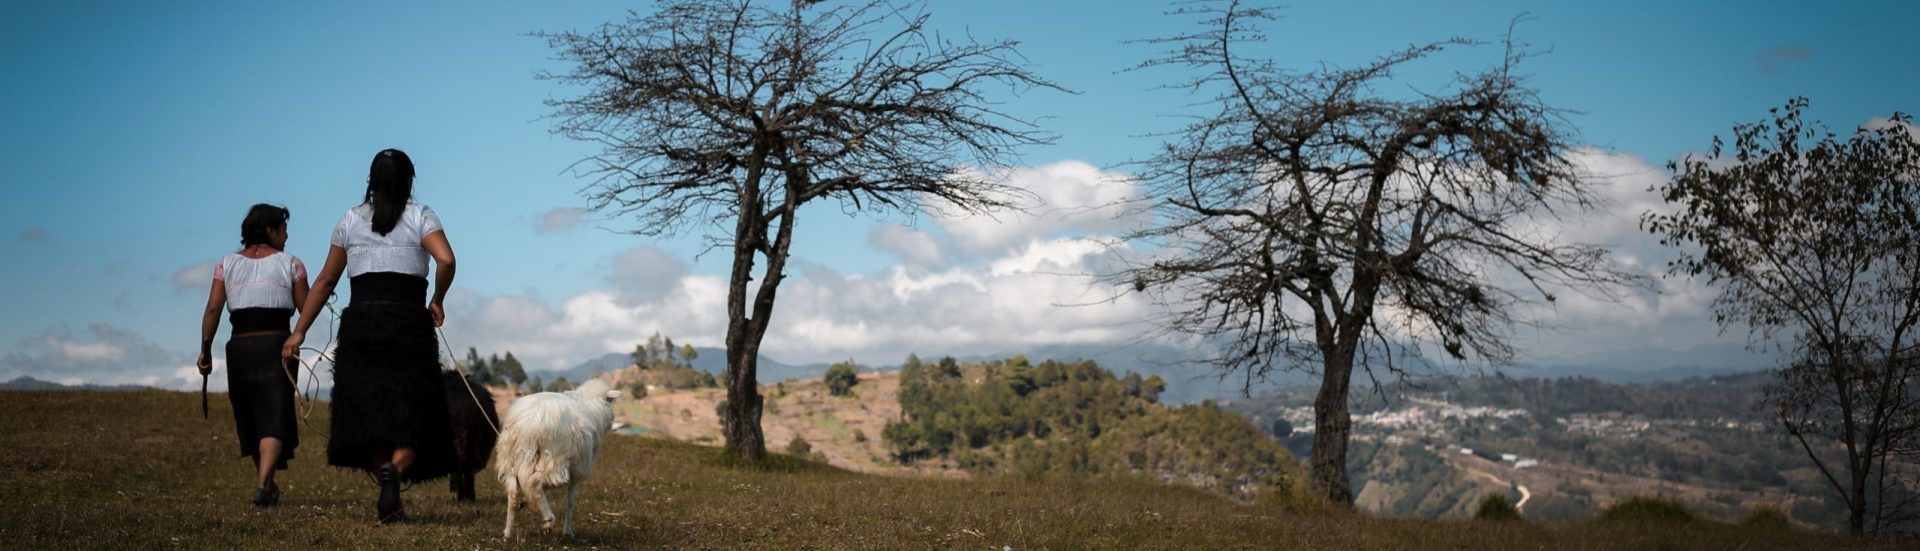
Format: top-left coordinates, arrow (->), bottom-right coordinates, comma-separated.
284,148 -> 458,523
197,203 -> 308,508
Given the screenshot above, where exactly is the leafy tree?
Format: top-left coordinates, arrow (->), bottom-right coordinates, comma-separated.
1140,375 -> 1166,404
680,344 -> 699,367
1117,2 -> 1637,504
541,0 -> 1061,459
528,375 -> 544,394
632,343 -> 648,369
498,352 -> 528,390
1644,98 -> 1920,534
825,361 -> 860,397
549,377 -> 574,392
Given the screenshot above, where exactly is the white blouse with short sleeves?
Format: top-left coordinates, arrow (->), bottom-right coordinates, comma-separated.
214,250 -> 307,310
330,202 -> 444,278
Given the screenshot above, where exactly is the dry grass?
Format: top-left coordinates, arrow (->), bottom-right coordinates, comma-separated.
0,390 -> 1905,550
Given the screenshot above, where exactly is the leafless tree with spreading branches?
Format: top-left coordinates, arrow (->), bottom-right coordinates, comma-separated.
1116,1 -> 1639,505
1645,98 -> 1920,534
539,0 -> 1060,460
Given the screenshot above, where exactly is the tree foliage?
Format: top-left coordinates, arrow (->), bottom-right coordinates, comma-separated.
1118,0 -> 1636,504
884,356 -> 1299,502
824,361 -> 860,397
1644,98 -> 1920,534
540,0 -> 1061,460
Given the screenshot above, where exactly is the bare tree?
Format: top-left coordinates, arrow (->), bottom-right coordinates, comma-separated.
540,0 -> 1059,460
1119,1 -> 1637,505
1645,98 -> 1920,534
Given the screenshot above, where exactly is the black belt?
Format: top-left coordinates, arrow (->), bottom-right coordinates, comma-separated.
229,308 -> 293,334
349,272 -> 428,307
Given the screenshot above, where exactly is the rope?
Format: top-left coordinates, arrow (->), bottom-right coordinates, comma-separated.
437,324 -> 502,435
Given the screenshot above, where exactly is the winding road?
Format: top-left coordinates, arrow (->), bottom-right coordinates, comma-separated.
1464,469 -> 1532,511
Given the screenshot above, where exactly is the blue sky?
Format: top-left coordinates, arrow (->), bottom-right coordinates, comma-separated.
3,1 -> 1916,389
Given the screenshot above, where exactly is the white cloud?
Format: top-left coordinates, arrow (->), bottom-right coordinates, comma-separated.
173,259 -> 216,294
935,160 -> 1146,256
605,245 -> 690,303
868,223 -> 946,268
535,207 -> 589,234
0,323 -> 194,388
437,154 -> 1769,381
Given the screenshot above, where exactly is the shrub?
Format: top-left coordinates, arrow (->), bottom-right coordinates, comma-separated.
1599,495 -> 1695,524
825,362 -> 859,396
853,430 -> 868,443
1741,504 -> 1793,531
1474,493 -> 1523,522
786,435 -> 813,457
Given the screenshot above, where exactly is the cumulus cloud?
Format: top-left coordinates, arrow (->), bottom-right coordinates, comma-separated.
441,236 -> 1147,372
20,227 -> 46,241
439,154 -> 1769,379
935,160 -> 1146,256
606,245 -> 691,303
0,323 -> 195,389
535,207 -> 589,234
868,223 -> 946,268
173,259 -> 216,294
1500,148 -> 1763,363
1756,44 -> 1814,73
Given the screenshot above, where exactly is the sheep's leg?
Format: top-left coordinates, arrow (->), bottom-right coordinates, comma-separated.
502,475 -> 518,540
564,480 -> 578,537
535,482 -> 556,531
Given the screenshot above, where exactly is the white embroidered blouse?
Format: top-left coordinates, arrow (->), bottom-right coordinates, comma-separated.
330,202 -> 445,278
214,248 -> 307,310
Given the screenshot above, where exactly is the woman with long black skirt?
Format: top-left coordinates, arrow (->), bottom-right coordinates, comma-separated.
284,148 -> 457,523
198,204 -> 309,508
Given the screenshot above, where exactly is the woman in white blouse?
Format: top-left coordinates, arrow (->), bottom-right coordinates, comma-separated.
284,148 -> 458,523
197,203 -> 309,508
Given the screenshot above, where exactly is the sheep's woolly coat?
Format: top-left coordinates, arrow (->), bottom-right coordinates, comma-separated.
495,378 -> 615,537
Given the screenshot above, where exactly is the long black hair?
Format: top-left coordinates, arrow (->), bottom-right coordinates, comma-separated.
240,203 -> 291,249
365,148 -> 415,236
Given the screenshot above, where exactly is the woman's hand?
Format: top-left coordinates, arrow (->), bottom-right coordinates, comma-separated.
196,352 -> 213,376
282,331 -> 306,361
429,301 -> 446,327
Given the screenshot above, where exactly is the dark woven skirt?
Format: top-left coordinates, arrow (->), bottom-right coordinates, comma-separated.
225,332 -> 300,469
325,273 -> 456,482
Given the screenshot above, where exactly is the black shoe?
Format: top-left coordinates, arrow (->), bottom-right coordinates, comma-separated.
376,462 -> 405,523
251,483 -> 280,508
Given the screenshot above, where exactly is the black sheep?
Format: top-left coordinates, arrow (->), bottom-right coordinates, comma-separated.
442,369 -> 500,501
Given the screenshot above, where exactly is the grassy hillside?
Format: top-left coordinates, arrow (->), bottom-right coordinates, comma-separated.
0,390 -> 1905,549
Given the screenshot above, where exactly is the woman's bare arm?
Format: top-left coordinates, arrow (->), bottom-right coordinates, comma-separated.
422,231 -> 455,327
198,279 -> 226,374
284,246 -> 346,360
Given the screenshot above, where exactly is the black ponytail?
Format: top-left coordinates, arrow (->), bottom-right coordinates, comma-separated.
365,148 -> 415,235
239,203 -> 291,249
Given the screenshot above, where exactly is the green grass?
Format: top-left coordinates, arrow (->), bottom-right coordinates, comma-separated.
0,390 -> 1904,549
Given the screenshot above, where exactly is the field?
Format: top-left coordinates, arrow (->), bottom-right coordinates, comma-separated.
0,390 -> 1906,550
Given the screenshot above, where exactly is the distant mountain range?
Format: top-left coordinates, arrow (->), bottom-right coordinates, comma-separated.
0,376 -> 150,392
552,347 -> 831,386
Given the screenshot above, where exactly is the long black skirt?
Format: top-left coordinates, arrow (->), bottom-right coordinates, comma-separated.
225,333 -> 299,469
326,302 -> 456,482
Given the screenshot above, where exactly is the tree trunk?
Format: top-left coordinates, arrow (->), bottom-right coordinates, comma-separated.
720,150 -> 770,461
722,342 -> 766,461
1309,347 -> 1357,505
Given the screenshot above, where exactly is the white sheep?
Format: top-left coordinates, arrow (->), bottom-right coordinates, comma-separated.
495,378 -> 618,539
